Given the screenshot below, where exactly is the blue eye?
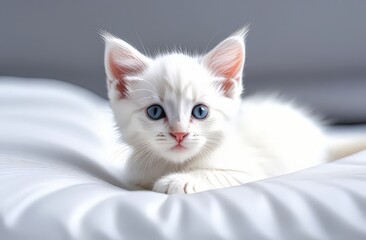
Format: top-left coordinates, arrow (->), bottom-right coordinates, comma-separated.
192,104 -> 209,119
146,104 -> 166,120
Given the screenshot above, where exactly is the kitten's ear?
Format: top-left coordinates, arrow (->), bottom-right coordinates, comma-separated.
202,27 -> 248,98
103,32 -> 151,100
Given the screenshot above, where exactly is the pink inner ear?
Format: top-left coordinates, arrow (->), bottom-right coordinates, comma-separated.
213,50 -> 243,80
108,51 -> 128,98
108,50 -> 146,99
204,37 -> 245,97
221,78 -> 235,93
211,49 -> 243,94
222,53 -> 243,93
226,53 -> 243,80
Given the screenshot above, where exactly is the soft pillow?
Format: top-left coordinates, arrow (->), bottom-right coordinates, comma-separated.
1,76 -> 366,240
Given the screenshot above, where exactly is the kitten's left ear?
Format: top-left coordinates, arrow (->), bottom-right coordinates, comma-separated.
102,32 -> 151,100
203,27 -> 248,98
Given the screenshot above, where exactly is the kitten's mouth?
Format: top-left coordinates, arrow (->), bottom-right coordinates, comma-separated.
171,144 -> 187,151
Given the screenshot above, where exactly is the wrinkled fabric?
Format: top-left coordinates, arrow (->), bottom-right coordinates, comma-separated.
1,77 -> 366,240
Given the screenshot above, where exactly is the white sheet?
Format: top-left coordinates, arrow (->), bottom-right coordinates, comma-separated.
1,77 -> 366,240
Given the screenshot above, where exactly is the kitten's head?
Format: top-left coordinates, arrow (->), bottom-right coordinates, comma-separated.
103,28 -> 247,164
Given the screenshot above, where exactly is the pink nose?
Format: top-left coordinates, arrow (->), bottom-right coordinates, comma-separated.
169,132 -> 188,143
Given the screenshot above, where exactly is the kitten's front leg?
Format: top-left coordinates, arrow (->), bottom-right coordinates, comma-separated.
152,170 -> 254,194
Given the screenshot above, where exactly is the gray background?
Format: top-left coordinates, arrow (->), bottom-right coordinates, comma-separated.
1,1 -> 366,123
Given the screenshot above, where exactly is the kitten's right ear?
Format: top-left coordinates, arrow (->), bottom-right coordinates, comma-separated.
202,27 -> 248,99
102,32 -> 151,100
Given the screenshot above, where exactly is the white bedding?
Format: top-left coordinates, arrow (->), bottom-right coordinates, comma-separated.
1,77 -> 366,240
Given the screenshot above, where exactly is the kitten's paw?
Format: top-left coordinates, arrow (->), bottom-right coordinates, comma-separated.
153,174 -> 200,194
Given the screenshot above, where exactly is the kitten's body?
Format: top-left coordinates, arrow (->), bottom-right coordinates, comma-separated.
116,92 -> 326,193
104,29 -> 366,194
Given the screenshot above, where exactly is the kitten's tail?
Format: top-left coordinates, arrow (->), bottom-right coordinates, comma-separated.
327,133 -> 366,160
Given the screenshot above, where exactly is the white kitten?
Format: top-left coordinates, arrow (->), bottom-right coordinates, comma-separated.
103,28 -> 366,194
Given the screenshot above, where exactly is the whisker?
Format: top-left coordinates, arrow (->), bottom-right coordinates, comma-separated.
136,96 -> 153,102
133,78 -> 159,94
129,88 -> 158,95
136,32 -> 149,56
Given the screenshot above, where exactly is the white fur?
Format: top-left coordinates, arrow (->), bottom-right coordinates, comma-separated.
103,28 -> 364,194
